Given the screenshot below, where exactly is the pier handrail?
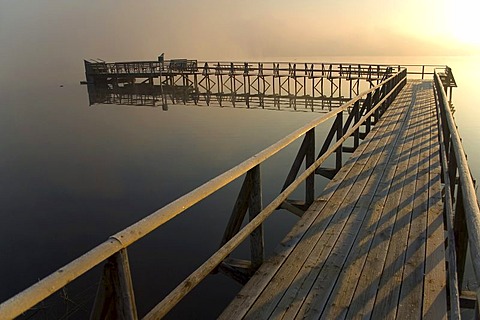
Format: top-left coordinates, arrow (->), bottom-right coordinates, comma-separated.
434,70 -> 480,316
85,59 -> 443,79
0,69 -> 407,319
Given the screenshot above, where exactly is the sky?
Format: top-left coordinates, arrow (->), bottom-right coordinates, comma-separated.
0,0 -> 479,85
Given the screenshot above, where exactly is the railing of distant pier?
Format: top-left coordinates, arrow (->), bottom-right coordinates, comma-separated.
434,70 -> 480,319
0,69 -> 406,319
85,59 -> 443,80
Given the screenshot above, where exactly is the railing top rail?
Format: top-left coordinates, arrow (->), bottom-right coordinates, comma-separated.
84,60 -> 443,79
0,68 -> 407,319
195,61 -> 446,67
434,70 -> 480,281
85,59 -> 446,69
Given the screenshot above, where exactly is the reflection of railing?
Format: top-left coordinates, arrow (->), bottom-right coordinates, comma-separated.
87,82 -> 358,111
86,83 -> 163,107
0,69 -> 407,319
433,70 -> 478,318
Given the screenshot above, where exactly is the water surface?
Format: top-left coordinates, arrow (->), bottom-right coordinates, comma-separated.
1,55 -> 479,319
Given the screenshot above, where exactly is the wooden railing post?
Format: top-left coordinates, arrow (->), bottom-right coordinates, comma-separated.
280,131 -> 315,214
305,128 -> 315,206
335,112 -> 343,172
249,165 -> 264,269
372,85 -> 384,123
448,142 -> 457,200
90,248 -> 138,320
454,183 -> 468,289
364,92 -> 373,137
217,165 -> 264,282
375,86 -> 383,122
357,92 -> 370,140
386,77 -> 393,110
353,101 -> 360,150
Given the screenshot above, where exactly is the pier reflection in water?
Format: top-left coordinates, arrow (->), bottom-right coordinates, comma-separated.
87,81 -> 357,112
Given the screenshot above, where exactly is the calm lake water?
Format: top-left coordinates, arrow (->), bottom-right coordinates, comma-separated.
0,55 -> 479,319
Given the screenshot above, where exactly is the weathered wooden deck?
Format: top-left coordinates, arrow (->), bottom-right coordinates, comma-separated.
6,66 -> 472,320
220,80 -> 447,319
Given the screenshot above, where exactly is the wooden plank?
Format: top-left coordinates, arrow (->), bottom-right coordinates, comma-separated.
294,82 -> 422,317
422,84 -> 447,319
266,85 -> 411,319
284,116 -> 408,318
364,82 -> 426,319
320,81 -> 419,319
395,82 -> 431,319
244,142 -> 387,318
358,82 -> 418,318
278,83 -> 412,315
348,81 -> 429,318
218,83 -> 407,320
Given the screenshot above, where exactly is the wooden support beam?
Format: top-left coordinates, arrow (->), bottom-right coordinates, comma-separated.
90,249 -> 138,320
342,146 -> 356,153
218,258 -> 255,285
280,200 -> 305,217
217,166 -> 264,279
90,262 -> 116,319
317,121 -> 337,159
460,290 -> 477,309
315,167 -> 338,180
281,134 -> 310,192
342,101 -> 357,135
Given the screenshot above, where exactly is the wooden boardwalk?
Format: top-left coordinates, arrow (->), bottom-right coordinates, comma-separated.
6,67 -> 471,320
219,80 -> 447,319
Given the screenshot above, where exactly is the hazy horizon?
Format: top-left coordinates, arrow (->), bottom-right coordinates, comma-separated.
1,0 -> 479,88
